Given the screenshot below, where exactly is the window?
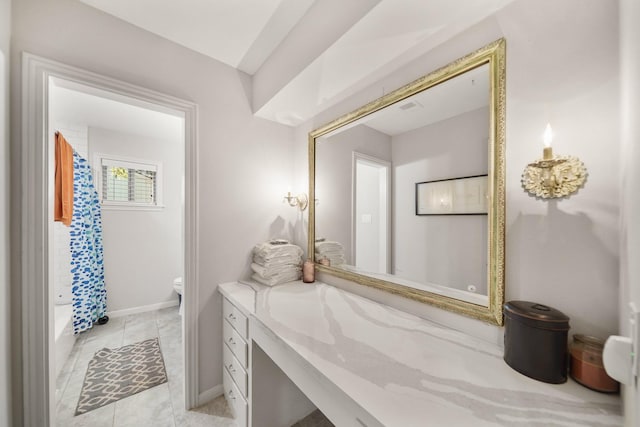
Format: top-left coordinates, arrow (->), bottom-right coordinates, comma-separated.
95,155 -> 163,209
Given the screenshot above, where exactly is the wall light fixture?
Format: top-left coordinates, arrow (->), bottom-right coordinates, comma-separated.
521,124 -> 587,199
284,191 -> 308,211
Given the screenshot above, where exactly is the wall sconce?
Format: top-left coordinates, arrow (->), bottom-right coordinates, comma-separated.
284,191 -> 308,211
521,124 -> 587,199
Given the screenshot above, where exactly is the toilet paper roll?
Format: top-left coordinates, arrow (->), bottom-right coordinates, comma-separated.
602,335 -> 633,385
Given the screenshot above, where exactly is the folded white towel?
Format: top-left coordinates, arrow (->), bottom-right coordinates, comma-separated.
269,239 -> 289,245
251,270 -> 300,287
332,256 -> 346,265
315,240 -> 345,266
253,242 -> 303,260
254,252 -> 301,266
315,249 -> 343,257
315,241 -> 344,253
320,255 -> 345,266
251,262 -> 300,278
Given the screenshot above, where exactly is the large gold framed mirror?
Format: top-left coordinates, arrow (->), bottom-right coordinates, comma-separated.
308,38 -> 506,325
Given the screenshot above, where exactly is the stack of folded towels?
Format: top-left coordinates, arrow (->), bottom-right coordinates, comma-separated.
251,239 -> 303,286
314,239 -> 345,266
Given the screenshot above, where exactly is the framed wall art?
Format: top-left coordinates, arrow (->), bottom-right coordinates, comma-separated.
416,175 -> 488,215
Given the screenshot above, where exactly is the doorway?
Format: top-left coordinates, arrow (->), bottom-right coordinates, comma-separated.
21,54 -> 199,426
48,76 -> 186,423
352,152 -> 391,274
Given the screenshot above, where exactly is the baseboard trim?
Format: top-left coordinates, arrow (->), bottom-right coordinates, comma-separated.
198,384 -> 224,406
107,300 -> 179,318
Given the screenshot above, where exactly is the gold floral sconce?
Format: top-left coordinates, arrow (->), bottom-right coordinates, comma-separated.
521,124 -> 587,199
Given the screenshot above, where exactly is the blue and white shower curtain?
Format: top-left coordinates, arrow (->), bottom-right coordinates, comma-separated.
70,151 -> 107,334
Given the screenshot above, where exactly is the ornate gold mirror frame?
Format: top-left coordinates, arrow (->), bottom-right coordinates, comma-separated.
308,38 -> 506,325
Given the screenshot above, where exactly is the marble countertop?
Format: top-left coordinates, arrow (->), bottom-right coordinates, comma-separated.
219,280 -> 259,316
219,280 -> 622,426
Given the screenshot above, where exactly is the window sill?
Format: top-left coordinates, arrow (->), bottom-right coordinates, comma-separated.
100,203 -> 166,212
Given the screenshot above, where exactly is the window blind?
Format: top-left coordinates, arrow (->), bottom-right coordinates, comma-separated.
101,165 -> 157,205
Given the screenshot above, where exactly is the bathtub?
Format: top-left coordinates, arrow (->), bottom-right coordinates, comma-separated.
54,304 -> 76,379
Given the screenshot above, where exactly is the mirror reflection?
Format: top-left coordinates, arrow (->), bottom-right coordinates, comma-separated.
315,63 -> 490,305
310,39 -> 506,325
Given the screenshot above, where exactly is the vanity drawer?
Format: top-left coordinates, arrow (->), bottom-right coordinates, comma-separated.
223,297 -> 248,339
223,340 -> 248,397
224,318 -> 248,368
224,368 -> 247,427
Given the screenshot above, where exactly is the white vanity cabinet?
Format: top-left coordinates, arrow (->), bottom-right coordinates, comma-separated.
219,280 -> 622,427
219,281 -> 318,427
222,296 -> 249,427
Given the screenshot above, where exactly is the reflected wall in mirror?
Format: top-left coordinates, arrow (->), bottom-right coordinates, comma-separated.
309,39 -> 506,325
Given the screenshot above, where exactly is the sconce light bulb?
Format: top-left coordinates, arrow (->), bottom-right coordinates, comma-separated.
543,123 -> 553,148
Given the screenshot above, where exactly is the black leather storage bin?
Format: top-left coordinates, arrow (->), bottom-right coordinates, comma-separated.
503,301 -> 570,384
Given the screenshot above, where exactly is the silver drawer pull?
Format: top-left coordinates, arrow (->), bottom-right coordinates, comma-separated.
228,337 -> 235,345
228,313 -> 236,321
228,363 -> 235,373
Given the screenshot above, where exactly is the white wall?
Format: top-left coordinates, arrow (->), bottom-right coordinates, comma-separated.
294,0 -> 620,345
619,0 -> 640,424
315,125 -> 391,262
392,107 -> 489,293
0,0 -> 11,424
10,0 -> 297,398
88,126 -> 183,312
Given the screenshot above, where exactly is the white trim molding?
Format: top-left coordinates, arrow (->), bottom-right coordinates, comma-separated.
21,52 -> 200,427
198,384 -> 224,407
106,300 -> 179,319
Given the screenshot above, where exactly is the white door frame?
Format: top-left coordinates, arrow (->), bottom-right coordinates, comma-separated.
21,53 -> 200,426
351,152 -> 391,273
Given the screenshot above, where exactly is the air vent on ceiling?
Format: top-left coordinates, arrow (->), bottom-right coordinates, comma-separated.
399,100 -> 422,111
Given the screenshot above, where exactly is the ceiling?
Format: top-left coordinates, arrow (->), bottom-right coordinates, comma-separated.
364,63 -> 490,136
78,0 -> 316,75
78,0 -> 514,126
50,78 -> 184,143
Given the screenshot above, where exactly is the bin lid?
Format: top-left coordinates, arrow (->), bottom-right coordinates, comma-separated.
504,301 -> 570,330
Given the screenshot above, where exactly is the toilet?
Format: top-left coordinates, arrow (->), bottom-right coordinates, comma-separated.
173,277 -> 183,315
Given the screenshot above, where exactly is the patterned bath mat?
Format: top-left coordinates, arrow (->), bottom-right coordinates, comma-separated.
75,338 -> 168,415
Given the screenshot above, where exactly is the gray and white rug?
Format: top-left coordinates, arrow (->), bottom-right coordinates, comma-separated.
75,337 -> 168,415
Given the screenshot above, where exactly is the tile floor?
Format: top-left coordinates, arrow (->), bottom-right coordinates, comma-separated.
55,306 -> 236,427
56,306 -> 334,427
290,410 -> 334,427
